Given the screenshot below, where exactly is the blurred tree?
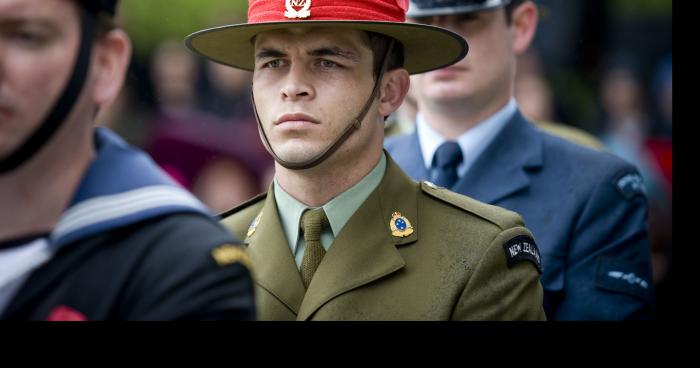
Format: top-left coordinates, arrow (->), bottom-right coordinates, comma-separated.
608,0 -> 672,19
118,0 -> 248,58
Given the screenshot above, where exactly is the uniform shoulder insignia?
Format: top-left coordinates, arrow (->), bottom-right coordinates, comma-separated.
217,192 -> 267,219
614,171 -> 646,200
420,181 -> 478,211
503,235 -> 542,274
595,256 -> 652,302
211,244 -> 252,270
420,181 -> 522,230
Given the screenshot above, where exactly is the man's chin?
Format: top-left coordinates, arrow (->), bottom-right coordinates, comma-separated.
418,82 -> 471,101
271,144 -> 323,165
427,91 -> 472,104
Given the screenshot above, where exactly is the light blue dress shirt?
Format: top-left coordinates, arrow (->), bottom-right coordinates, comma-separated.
416,98 -> 517,183
274,153 -> 387,269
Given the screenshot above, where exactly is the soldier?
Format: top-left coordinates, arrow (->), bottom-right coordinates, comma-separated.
385,0 -> 654,319
187,0 -> 545,320
0,0 -> 255,320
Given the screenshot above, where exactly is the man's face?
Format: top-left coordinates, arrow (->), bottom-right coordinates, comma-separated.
410,9 -> 515,107
0,0 -> 81,159
252,27 -> 379,165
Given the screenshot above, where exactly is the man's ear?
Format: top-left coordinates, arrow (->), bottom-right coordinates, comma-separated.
378,68 -> 410,118
511,1 -> 538,55
91,29 -> 132,106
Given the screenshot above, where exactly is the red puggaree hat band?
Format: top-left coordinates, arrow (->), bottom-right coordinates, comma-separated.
248,0 -> 409,23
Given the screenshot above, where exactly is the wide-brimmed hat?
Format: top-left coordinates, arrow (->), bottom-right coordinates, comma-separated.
185,0 -> 468,75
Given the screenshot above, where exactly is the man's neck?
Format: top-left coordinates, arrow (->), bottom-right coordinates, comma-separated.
419,94 -> 511,140
274,146 -> 383,207
0,129 -> 94,240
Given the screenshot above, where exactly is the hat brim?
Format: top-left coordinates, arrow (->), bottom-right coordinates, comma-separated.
185,20 -> 468,75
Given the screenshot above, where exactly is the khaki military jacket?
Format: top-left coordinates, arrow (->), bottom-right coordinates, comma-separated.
221,154 -> 546,320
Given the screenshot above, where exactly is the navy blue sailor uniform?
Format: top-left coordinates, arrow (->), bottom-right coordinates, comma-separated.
1,128 -> 255,320
385,110 -> 654,320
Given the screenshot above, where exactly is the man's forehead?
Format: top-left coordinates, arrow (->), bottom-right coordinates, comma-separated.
0,0 -> 76,21
254,27 -> 369,50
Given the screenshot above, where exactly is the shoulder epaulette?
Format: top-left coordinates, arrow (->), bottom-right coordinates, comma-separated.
419,181 -> 523,230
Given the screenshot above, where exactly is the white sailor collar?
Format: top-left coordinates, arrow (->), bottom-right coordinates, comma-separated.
50,128 -> 210,248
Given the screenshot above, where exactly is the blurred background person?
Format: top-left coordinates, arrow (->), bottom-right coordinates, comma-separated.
515,52 -> 603,150
598,55 -> 673,318
200,61 -> 255,122
143,39 -> 271,211
191,157 -> 260,214
646,55 -> 672,319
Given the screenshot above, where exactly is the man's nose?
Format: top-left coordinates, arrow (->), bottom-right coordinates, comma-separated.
280,62 -> 314,101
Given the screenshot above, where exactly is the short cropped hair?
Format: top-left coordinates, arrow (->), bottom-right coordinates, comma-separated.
505,0 -> 526,24
365,32 -> 405,78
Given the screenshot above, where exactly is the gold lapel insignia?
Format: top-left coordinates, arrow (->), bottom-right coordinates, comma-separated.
211,244 -> 252,269
247,211 -> 263,238
389,211 -> 414,237
284,0 -> 312,19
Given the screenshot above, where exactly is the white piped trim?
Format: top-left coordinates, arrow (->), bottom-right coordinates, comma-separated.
53,185 -> 208,241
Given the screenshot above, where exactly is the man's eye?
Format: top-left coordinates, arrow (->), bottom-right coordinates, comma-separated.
319,60 -> 338,68
264,59 -> 284,68
7,31 -> 44,46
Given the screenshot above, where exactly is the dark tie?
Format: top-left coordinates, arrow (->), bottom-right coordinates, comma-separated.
300,208 -> 329,288
433,141 -> 463,189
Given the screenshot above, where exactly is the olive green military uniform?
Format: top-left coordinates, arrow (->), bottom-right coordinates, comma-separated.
221,153 -> 545,320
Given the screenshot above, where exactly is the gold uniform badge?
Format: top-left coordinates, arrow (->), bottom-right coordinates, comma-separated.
389,211 -> 414,237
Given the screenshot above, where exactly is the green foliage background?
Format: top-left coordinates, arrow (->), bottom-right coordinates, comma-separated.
117,0 -> 672,59
118,0 -> 248,58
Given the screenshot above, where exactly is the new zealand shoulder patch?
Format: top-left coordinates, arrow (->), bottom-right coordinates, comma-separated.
503,235 -> 542,274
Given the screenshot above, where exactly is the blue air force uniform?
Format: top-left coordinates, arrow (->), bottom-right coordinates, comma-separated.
385,108 -> 654,320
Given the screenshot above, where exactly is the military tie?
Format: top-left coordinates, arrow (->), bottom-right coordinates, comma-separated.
433,141 -> 463,189
300,208 -> 330,288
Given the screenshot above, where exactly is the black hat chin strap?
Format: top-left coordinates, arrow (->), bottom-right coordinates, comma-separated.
0,8 -> 96,174
252,40 -> 395,171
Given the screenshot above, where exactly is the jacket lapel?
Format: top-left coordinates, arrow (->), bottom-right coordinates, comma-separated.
452,111 -> 543,204
245,190 -> 306,315
386,131 -> 430,182
297,154 -> 416,320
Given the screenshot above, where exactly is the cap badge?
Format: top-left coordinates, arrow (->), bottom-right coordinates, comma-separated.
389,211 -> 414,238
285,0 -> 312,19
